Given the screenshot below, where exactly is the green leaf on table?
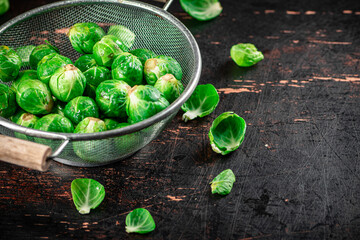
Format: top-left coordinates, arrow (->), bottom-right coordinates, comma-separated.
125,208 -> 156,234
230,43 -> 264,67
210,169 -> 236,195
180,0 -> 223,21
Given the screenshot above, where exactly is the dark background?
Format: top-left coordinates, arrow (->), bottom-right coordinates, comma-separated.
1,0 -> 360,239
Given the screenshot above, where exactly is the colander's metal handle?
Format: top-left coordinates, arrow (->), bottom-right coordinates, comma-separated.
162,0 -> 174,11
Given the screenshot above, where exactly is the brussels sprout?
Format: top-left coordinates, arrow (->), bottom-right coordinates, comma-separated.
37,53 -> 73,84
180,0 -> 223,21
144,55 -> 182,85
111,52 -> 143,87
83,83 -> 97,99
29,41 -> 59,69
68,22 -> 105,54
208,112 -> 246,155
34,114 -> 74,133
103,118 -> 119,130
96,80 -> 130,118
0,45 -> 22,82
154,74 -> 184,103
181,84 -> 219,122
16,79 -> 53,115
14,113 -> 39,140
11,70 -> 38,93
74,117 -> 106,133
9,109 -> 26,123
64,96 -> 99,125
0,0 -> 9,15
107,25 -> 135,51
126,85 -> 169,124
16,45 -> 35,67
49,64 -> 86,102
130,48 -> 156,66
52,97 -> 66,116
74,54 -> 97,72
114,122 -> 140,154
0,83 -> 17,118
230,43 -> 264,67
93,35 -> 126,67
84,66 -> 111,87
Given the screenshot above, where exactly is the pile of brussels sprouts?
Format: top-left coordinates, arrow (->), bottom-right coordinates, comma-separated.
0,22 -> 185,141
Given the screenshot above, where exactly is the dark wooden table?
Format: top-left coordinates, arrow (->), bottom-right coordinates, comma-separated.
1,0 -> 360,239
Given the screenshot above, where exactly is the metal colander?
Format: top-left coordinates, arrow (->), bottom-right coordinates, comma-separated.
0,0 -> 201,167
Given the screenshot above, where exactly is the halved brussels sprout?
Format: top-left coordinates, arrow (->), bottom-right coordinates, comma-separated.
0,45 -> 22,82
144,55 -> 182,85
107,25 -> 135,51
208,112 -> 246,155
0,83 -> 17,118
154,74 -> 184,103
64,96 -> 99,125
29,41 -> 59,69
103,118 -> 119,130
111,52 -> 143,87
16,45 -> 35,67
74,54 -> 97,72
37,53 -> 73,84
230,43 -> 264,67
68,22 -> 105,54
93,35 -> 126,67
130,48 -> 156,66
95,80 -> 130,118
126,85 -> 169,124
180,0 -> 223,21
34,113 -> 74,133
49,64 -> 86,102
15,113 -> 39,140
16,79 -> 53,115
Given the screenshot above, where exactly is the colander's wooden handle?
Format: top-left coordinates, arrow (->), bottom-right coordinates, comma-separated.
0,135 -> 51,171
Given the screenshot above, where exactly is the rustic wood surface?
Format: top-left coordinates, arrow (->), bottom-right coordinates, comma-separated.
1,0 -> 360,239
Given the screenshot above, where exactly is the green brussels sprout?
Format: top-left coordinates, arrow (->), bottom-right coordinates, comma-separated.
208,112 -> 246,155
83,83 -> 97,99
29,41 -> 59,69
64,96 -> 99,125
52,97 -> 66,116
37,53 -> 73,84
93,35 -> 126,67
107,25 -> 135,51
16,45 -> 35,67
0,0 -> 9,15
144,55 -> 182,85
68,22 -> 105,54
14,113 -> 39,140
111,52 -> 143,87
126,85 -> 169,124
16,79 -> 53,115
74,54 -> 97,72
130,48 -> 156,66
230,43 -> 264,67
95,80 -> 130,118
84,66 -> 111,87
0,83 -> 17,118
9,109 -> 26,123
34,113 -> 74,133
154,74 -> 184,103
0,45 -> 22,82
180,0 -> 223,21
103,118 -> 119,130
11,70 -> 38,93
49,64 -> 86,102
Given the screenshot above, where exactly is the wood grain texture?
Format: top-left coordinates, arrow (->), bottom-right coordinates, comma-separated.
1,0 -> 360,239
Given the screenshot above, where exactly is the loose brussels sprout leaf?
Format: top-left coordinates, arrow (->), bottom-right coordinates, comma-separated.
125,208 -> 156,234
34,114 -> 74,133
181,84 -> 219,122
210,169 -> 236,195
230,43 -> 264,67
95,80 -> 130,118
209,112 -> 246,155
68,22 -> 106,54
64,96 -> 99,125
37,53 -> 73,84
84,66 -> 111,87
49,64 -> 86,102
126,85 -> 169,124
154,74 -> 184,103
14,113 -> 39,140
71,178 -> 105,214
0,45 -> 22,82
16,79 -> 53,115
0,0 -> 9,15
107,25 -> 135,51
16,45 -> 35,67
144,55 -> 182,85
29,41 -> 59,69
180,0 -> 223,21
103,118 -> 119,130
74,54 -> 98,72
0,83 -> 17,118
9,108 -> 26,123
93,35 -> 127,67
130,48 -> 156,66
111,52 -> 143,87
